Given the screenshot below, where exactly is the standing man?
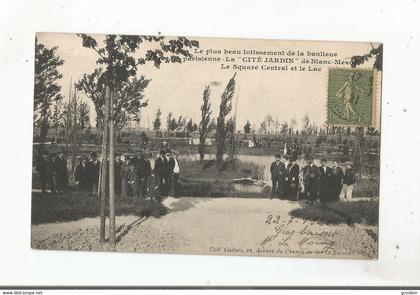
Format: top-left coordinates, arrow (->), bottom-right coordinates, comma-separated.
154,149 -> 167,196
55,152 -> 68,192
114,153 -> 122,196
330,159 -> 344,201
341,161 -> 356,201
164,149 -> 173,196
303,155 -> 320,203
49,154 -> 58,194
88,152 -> 100,194
137,150 -> 152,198
127,163 -> 139,197
170,151 -> 181,197
120,155 -> 130,198
318,158 -> 333,202
74,156 -> 89,192
270,154 -> 286,199
286,156 -> 300,201
36,152 -> 50,193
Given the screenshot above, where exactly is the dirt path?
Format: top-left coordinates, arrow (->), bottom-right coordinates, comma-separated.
31,197 -> 378,259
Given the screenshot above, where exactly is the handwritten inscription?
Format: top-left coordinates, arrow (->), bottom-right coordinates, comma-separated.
208,214 -> 355,257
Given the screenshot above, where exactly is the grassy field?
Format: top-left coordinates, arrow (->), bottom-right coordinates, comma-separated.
31,192 -> 169,224
289,200 -> 379,226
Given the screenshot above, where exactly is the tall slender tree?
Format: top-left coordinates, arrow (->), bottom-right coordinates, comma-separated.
215,74 -> 236,167
153,108 -> 162,136
78,33 -> 199,245
34,38 -> 64,146
199,85 -> 212,161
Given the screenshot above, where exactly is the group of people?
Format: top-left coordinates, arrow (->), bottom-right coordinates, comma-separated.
36,149 -> 181,201
114,149 -> 180,199
36,152 -> 69,193
270,154 -> 356,203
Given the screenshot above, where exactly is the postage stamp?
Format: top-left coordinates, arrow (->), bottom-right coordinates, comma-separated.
327,68 -> 375,127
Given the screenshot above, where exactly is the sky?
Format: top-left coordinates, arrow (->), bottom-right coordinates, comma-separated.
36,32 -> 380,131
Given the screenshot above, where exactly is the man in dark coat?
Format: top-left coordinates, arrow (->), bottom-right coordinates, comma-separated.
286,156 -> 300,201
136,151 -> 152,198
330,159 -> 344,201
318,158 -> 333,202
127,163 -> 139,197
120,155 -> 130,198
74,157 -> 89,191
270,154 -> 286,198
55,152 -> 68,192
36,152 -> 50,193
115,153 -> 122,195
303,155 -> 320,204
154,149 -> 168,196
48,154 -> 58,194
163,149 -> 173,196
87,152 -> 100,193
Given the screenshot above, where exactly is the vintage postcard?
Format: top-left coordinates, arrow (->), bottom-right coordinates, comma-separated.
31,33 -> 382,259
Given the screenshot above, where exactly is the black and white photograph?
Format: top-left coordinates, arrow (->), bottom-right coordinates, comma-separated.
31,33 -> 382,259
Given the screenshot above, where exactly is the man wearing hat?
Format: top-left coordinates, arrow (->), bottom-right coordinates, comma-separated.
48,153 -> 58,194
330,159 -> 344,201
270,154 -> 286,198
114,153 -> 122,195
36,152 -> 51,193
286,156 -> 300,201
318,158 -> 333,202
127,162 -> 139,197
136,149 -> 152,198
87,152 -> 100,193
74,156 -> 89,191
120,155 -> 130,198
303,155 -> 320,203
154,149 -> 168,196
55,152 -> 68,192
169,151 -> 181,197
340,161 -> 356,201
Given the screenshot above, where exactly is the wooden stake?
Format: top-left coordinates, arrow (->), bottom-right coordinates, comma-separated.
108,86 -> 116,246
99,85 -> 110,244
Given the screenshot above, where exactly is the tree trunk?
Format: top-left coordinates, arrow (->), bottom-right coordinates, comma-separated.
99,86 -> 110,244
108,86 -> 116,246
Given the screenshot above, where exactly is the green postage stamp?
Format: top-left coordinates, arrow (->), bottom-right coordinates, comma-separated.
327,68 -> 376,127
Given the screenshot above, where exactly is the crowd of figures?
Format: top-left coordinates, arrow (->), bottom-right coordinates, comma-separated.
270,154 -> 356,204
35,149 -> 181,200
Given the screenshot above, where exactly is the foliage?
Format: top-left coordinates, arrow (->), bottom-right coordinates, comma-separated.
215,74 -> 236,167
199,85 -> 213,161
76,69 -> 150,130
153,108 -> 162,131
77,34 -> 199,131
280,121 -> 289,134
78,34 -> 199,86
34,38 -> 64,144
78,101 -> 90,129
243,120 -> 251,134
166,112 -> 177,131
351,43 -> 383,71
186,118 -> 197,133
50,100 -> 64,131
